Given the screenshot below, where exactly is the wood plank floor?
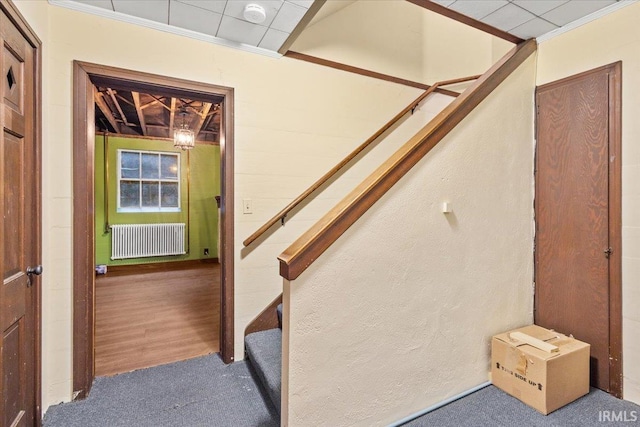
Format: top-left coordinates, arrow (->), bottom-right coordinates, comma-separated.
95,263 -> 220,377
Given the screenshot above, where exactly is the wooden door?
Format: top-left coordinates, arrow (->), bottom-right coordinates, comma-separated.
535,63 -> 621,395
0,8 -> 39,427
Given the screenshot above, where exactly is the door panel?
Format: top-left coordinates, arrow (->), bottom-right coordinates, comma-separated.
535,66 -> 617,392
0,9 -> 37,427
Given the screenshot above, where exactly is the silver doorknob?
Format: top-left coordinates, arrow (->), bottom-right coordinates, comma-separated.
26,265 -> 43,276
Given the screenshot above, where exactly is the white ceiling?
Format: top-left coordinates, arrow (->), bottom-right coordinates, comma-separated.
62,0 -> 315,52
433,0 -> 622,39
54,0 -> 630,55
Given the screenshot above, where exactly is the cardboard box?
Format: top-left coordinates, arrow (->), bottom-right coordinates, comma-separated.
491,325 -> 590,415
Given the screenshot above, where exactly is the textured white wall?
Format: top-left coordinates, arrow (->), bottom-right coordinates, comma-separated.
537,2 -> 640,405
283,55 -> 536,426
14,0 -> 496,413
292,0 -> 511,85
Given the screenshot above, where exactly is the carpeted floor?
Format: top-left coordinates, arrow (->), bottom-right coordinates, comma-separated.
44,354 -> 640,427
43,354 -> 279,427
403,385 -> 640,426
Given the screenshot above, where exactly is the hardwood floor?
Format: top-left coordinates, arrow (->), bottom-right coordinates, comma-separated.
95,262 -> 220,376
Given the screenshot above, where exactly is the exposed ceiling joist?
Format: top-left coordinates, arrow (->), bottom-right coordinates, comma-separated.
131,91 -> 147,136
191,102 -> 212,138
169,97 -> 176,137
94,87 -> 120,133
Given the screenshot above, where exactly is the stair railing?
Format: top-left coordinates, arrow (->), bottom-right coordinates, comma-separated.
278,40 -> 537,280
242,74 -> 481,247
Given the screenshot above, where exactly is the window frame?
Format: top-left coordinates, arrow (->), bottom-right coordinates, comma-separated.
116,149 -> 181,213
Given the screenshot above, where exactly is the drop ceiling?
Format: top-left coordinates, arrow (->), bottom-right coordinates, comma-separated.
53,0 -> 317,53
52,0 -> 629,55
433,0 -> 623,39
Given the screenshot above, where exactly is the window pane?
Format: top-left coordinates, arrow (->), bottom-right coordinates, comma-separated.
161,154 -> 178,179
141,153 -> 159,179
141,182 -> 159,207
120,181 -> 139,207
121,152 -> 139,179
161,182 -> 179,207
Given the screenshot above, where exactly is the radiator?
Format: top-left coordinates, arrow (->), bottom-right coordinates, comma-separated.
111,223 -> 186,260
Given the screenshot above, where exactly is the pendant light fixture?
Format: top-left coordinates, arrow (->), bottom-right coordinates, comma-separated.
174,104 -> 195,150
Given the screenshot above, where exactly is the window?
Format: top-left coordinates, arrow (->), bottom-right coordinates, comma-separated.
117,150 -> 180,212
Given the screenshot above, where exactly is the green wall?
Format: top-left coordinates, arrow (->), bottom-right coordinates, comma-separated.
95,135 -> 220,265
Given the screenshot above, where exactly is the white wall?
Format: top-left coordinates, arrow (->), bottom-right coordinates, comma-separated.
292,0 -> 512,85
536,2 -> 640,405
283,55 -> 536,426
12,0 -> 503,413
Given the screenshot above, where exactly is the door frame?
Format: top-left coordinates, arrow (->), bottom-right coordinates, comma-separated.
72,62 -> 235,398
535,61 -> 622,397
0,0 -> 42,422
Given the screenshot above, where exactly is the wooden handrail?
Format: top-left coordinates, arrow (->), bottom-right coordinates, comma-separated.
243,74 -> 480,247
278,39 -> 537,280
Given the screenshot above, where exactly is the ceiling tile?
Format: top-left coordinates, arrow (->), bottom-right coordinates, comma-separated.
223,0 -> 284,27
169,1 -> 222,36
287,0 -> 313,8
112,0 -> 169,24
509,16 -> 559,38
72,0 -> 114,10
482,3 -> 536,31
258,28 -> 289,51
174,0 -> 228,14
216,15 -> 269,45
432,0 -> 455,6
511,0 -> 569,16
541,0 -> 616,26
449,0 -> 509,20
271,1 -> 307,32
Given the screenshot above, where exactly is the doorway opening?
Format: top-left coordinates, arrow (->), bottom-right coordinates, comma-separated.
72,62 -> 234,398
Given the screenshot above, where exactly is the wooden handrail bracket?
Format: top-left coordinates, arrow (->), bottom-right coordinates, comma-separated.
278,39 -> 536,280
243,73 -> 480,247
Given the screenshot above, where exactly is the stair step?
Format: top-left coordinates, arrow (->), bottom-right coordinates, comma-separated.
245,328 -> 282,414
277,304 -> 283,329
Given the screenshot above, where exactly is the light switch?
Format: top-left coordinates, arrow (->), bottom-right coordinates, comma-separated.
442,202 -> 452,214
243,199 -> 253,214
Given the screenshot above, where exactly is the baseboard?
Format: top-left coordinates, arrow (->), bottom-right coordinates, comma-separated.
102,259 -> 218,276
388,382 -> 492,427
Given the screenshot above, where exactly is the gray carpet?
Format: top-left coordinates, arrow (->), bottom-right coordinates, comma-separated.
402,385 -> 640,426
245,329 -> 283,414
43,354 -> 279,427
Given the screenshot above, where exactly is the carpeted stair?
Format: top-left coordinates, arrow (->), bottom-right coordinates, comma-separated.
245,304 -> 283,414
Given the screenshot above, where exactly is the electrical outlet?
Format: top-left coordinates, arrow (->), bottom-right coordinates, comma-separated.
243,199 -> 253,214
204,248 -> 209,256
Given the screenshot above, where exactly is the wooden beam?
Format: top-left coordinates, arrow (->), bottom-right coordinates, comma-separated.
191,102 -> 212,139
148,94 -> 172,112
131,91 -> 147,136
406,0 -> 524,44
277,40 -> 537,280
94,88 -> 119,132
107,88 -> 136,128
278,0 -> 326,54
284,51 -> 459,97
169,97 -> 176,137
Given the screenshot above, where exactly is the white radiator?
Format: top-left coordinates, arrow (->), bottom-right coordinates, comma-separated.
111,223 -> 186,260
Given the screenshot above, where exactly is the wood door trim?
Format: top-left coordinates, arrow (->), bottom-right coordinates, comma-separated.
0,0 -> 43,423
535,61 -> 622,397
73,62 -> 235,399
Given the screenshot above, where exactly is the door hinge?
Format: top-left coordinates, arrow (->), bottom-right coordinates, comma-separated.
604,247 -> 613,258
